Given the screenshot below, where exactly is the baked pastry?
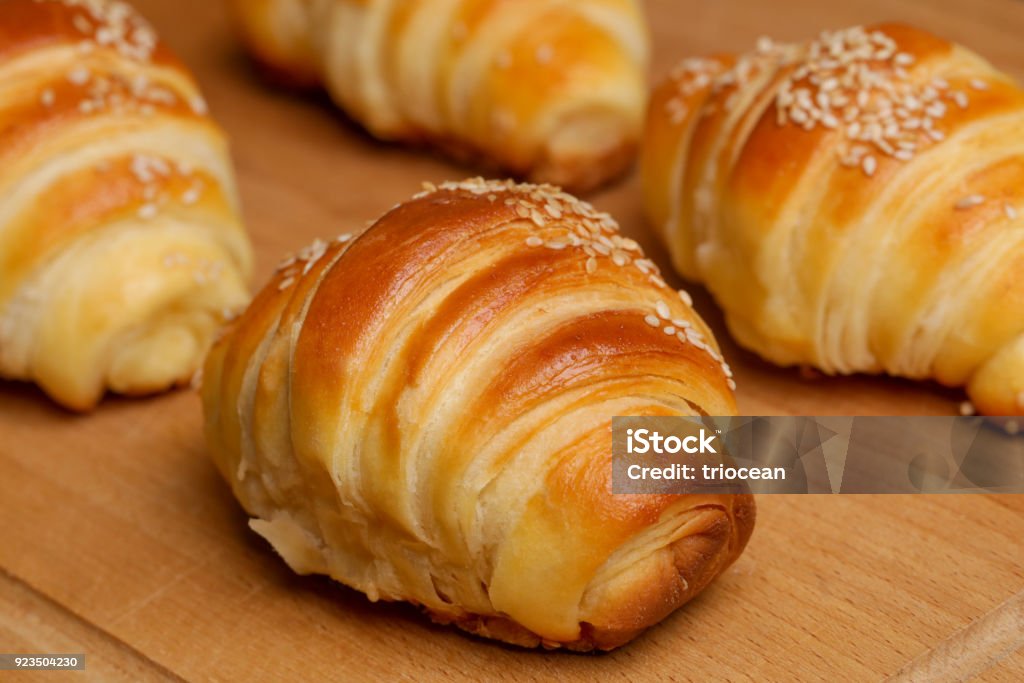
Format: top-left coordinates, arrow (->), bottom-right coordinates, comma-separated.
202,178 -> 754,650
0,0 -> 252,411
642,23 -> 1024,415
228,0 -> 650,192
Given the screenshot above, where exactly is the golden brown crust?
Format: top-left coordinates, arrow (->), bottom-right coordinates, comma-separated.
227,0 -> 649,192
0,0 -> 252,410
642,23 -> 1024,415
203,179 -> 752,650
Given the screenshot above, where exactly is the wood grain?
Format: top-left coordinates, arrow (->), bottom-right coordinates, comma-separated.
1,0 -> 1023,680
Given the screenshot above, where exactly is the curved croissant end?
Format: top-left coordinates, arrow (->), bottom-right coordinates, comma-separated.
642,24 -> 1024,415
202,178 -> 753,650
229,0 -> 650,192
0,0 -> 252,411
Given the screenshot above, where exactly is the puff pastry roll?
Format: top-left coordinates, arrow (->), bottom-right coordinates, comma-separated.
202,178 -> 753,650
0,0 -> 252,410
228,0 -> 649,192
642,24 -> 1024,415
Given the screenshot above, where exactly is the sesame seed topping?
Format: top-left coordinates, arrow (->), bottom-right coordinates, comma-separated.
137,203 -> 157,219
955,194 -> 985,210
1005,203 -> 1019,221
663,326 -> 677,335
40,88 -> 55,107
410,178 -> 738,384
665,26 -> 982,176
278,277 -> 295,291
959,400 -> 975,416
678,290 -> 693,307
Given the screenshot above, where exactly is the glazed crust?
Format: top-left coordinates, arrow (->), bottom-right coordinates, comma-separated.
227,0 -> 649,192
641,23 -> 1024,415
202,178 -> 754,650
0,0 -> 252,410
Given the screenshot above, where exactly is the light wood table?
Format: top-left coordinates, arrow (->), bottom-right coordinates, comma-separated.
2,0 -> 1022,680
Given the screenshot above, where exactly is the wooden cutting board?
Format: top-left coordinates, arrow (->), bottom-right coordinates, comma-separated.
1,0 -> 1022,680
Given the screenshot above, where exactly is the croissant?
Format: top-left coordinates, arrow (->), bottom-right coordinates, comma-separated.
201,178 -> 754,650
642,23 -> 1024,415
228,0 -> 649,192
0,0 -> 252,411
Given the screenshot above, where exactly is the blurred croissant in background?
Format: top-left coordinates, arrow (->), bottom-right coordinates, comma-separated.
643,23 -> 1024,415
0,0 -> 252,411
229,0 -> 650,192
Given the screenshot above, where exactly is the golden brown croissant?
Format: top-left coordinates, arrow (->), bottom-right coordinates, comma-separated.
201,178 -> 753,650
0,0 -> 252,411
642,23 -> 1024,415
228,0 -> 650,192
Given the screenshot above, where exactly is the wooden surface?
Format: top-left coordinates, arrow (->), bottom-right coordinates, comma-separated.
2,0 -> 1023,680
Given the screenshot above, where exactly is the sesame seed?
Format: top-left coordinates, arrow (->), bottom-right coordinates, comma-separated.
655,300 -> 671,319
959,400 -> 975,416
585,257 -> 597,274
545,241 -> 567,250
40,89 -> 55,107
278,277 -> 295,291
678,290 -> 693,307
137,203 -> 157,219
67,67 -> 90,85
1005,203 -> 1019,220
72,14 -> 91,33
644,314 -> 661,327
663,326 -> 676,335
862,155 -> 877,177
969,79 -> 988,91
955,194 -> 985,210
182,186 -> 201,205
525,236 -> 543,247
727,378 -> 737,391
